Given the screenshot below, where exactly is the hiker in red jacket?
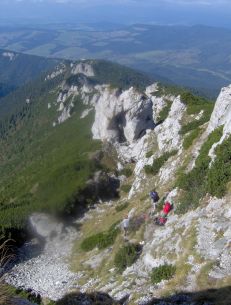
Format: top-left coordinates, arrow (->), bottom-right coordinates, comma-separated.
154,201 -> 173,226
162,201 -> 172,216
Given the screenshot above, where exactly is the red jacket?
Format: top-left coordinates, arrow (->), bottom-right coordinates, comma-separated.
163,202 -> 171,214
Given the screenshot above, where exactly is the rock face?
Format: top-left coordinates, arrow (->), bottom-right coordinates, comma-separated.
155,96 -> 186,152
71,62 -> 95,77
207,84 -> 231,135
92,86 -> 155,144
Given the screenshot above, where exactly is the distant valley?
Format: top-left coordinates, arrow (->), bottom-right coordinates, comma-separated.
1,24 -> 231,97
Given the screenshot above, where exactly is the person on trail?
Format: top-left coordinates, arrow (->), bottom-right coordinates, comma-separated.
154,200 -> 174,226
149,190 -> 159,213
121,215 -> 130,238
162,201 -> 173,217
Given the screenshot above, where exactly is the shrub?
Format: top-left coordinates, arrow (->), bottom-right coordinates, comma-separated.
207,135 -> 231,197
150,264 -> 176,284
119,168 -> 133,178
180,91 -> 214,135
176,126 -> 223,214
183,128 -> 200,150
157,100 -> 172,123
120,184 -> 132,193
115,202 -> 129,212
145,150 -> 178,175
146,151 -> 153,158
80,224 -> 119,252
114,244 -> 142,272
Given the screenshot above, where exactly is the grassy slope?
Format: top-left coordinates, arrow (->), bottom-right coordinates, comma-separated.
0,59 -> 153,231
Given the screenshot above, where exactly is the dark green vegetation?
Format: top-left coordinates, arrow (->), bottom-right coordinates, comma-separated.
118,167 -> 133,178
0,49 -> 57,98
150,264 -> 176,284
114,243 -> 141,272
80,223 -> 119,252
120,184 -> 132,193
207,135 -> 231,197
115,202 -> 129,212
180,92 -> 214,135
146,151 -> 153,158
91,60 -> 153,91
183,128 -> 201,150
144,150 -> 178,176
176,126 -> 223,214
2,25 -> 231,96
157,99 -> 172,123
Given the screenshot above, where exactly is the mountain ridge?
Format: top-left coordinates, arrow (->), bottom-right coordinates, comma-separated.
1,60 -> 231,305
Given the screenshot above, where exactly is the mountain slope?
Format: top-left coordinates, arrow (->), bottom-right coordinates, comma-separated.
0,49 -> 58,98
1,60 -> 231,305
0,59 -> 153,232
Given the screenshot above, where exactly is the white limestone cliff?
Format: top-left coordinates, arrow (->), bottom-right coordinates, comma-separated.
92,86 -> 155,144
155,96 -> 186,152
71,62 -> 95,77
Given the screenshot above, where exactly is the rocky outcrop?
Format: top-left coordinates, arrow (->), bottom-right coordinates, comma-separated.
71,62 -> 95,77
207,84 -> 231,135
92,86 -> 155,144
155,96 -> 186,152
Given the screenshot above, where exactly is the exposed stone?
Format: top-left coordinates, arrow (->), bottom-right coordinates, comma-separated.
71,62 -> 95,77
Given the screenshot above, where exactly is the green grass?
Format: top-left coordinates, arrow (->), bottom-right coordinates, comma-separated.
80,222 -> 120,252
144,150 -> 178,175
176,126 -> 223,214
183,128 -> 201,150
207,134 -> 231,197
157,99 -> 172,123
114,243 -> 141,272
120,184 -> 132,193
119,167 -> 133,178
0,80 -> 101,232
150,264 -> 176,284
180,91 -> 214,135
146,151 -> 153,158
115,202 -> 129,212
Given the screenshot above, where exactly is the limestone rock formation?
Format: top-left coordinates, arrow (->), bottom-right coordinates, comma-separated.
92,86 -> 155,144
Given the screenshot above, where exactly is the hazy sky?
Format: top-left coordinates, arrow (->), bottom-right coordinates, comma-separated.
0,0 -> 231,28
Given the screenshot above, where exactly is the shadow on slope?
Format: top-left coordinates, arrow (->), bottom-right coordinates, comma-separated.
147,286 -> 231,305
56,286 -> 231,305
56,291 -> 128,305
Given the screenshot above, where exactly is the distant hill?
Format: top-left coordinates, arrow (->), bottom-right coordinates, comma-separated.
0,49 -> 58,98
1,24 -> 231,97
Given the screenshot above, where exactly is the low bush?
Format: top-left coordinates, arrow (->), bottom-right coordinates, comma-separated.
180,91 -> 214,135
115,202 -> 129,212
145,150 -> 178,176
80,223 -> 119,252
183,128 -> 200,150
120,184 -> 132,193
176,126 -> 223,214
114,243 -> 142,272
207,135 -> 231,197
150,264 -> 176,284
119,168 -> 133,178
146,151 -> 153,158
157,100 -> 172,123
